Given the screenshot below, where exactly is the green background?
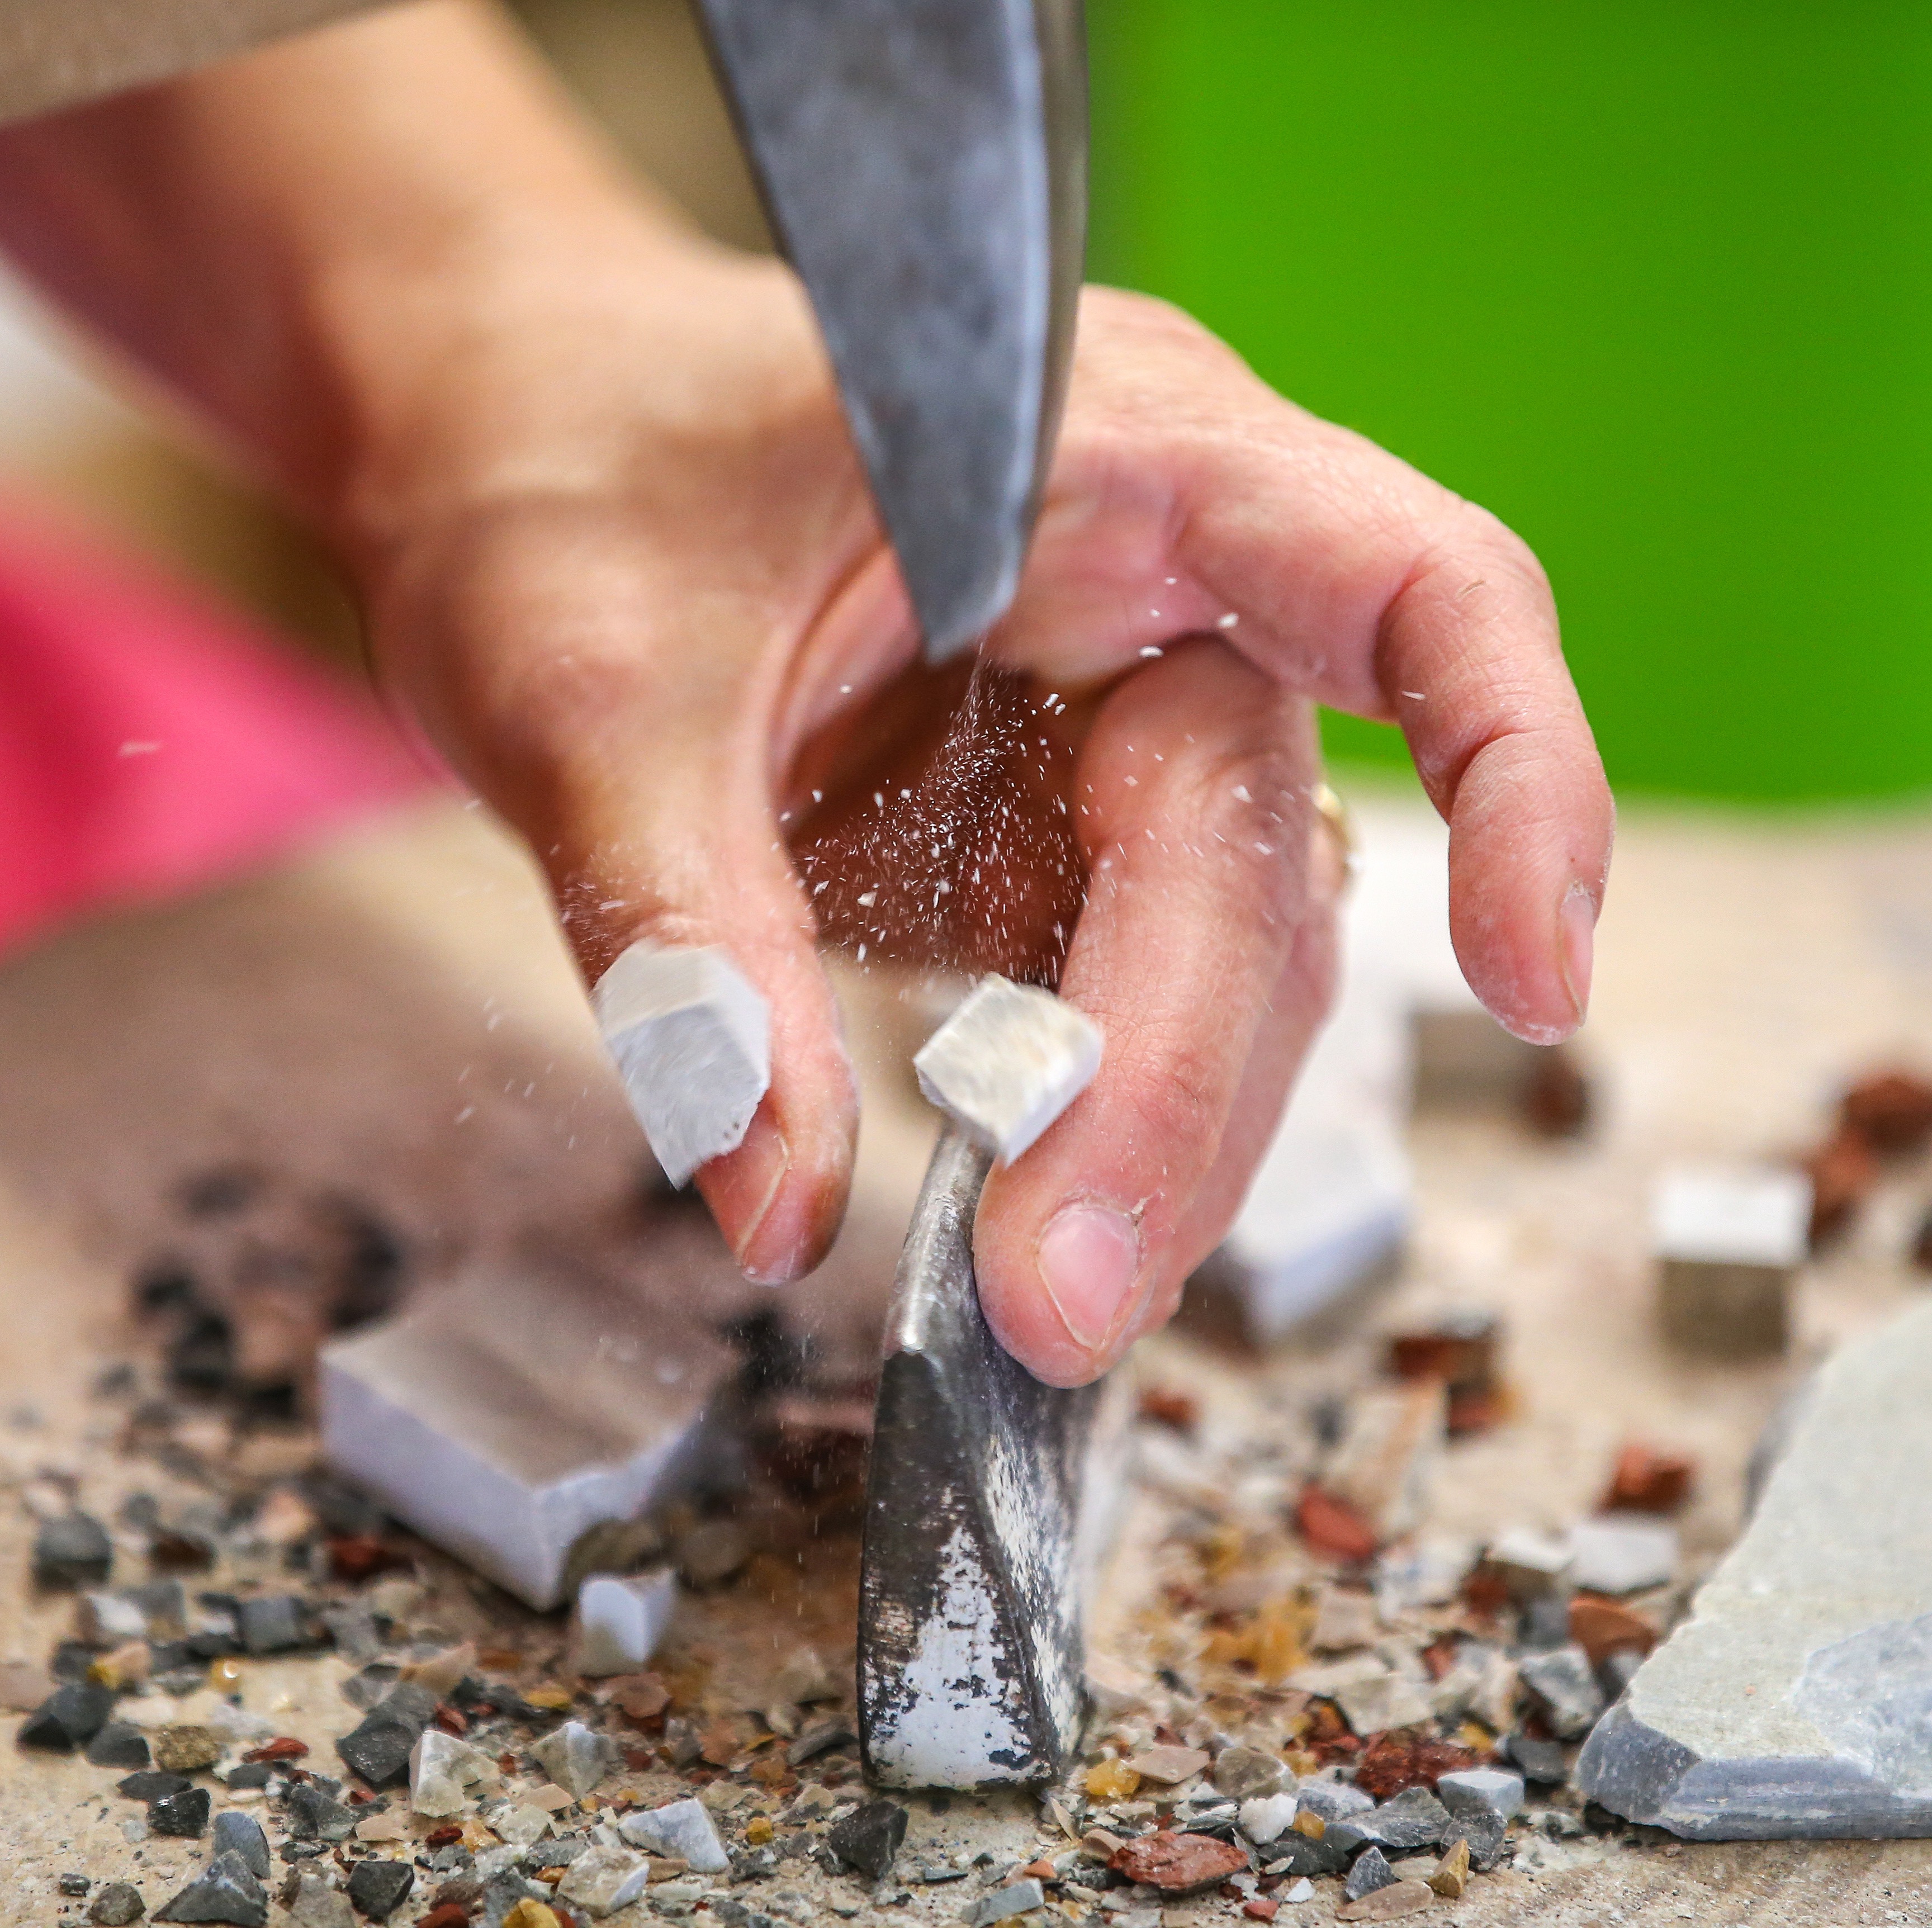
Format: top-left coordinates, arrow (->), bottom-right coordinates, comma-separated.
1086,2 -> 1932,800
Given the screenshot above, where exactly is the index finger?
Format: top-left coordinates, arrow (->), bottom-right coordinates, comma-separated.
996,287 -> 1614,1046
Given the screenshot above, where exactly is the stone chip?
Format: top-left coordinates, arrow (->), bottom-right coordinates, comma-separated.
155,1851 -> 266,1926
91,1884 -> 146,1926
1109,1832 -> 1247,1893
149,1787 -> 212,1837
555,1846 -> 651,1918
594,940 -> 771,1186
825,1799 -> 908,1881
963,1880 -> 1045,1926
1342,1847 -> 1397,1903
913,975 -> 1102,1166
617,1797 -> 730,1874
1580,1296 -> 1932,1836
531,1719 -> 612,1798
213,1810 -> 271,1879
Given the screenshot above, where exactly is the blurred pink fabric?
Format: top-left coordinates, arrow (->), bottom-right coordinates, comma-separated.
0,492 -> 430,958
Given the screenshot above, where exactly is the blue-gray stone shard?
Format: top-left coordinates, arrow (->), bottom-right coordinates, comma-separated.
1580,1297 -> 1932,1838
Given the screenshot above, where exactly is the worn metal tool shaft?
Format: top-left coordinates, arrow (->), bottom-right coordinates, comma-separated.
858,1123 -> 1116,1788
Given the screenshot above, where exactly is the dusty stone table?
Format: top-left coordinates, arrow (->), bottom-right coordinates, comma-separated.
5,790 -> 1932,1926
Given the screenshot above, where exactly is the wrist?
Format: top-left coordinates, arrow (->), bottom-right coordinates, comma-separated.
305,200 -> 743,568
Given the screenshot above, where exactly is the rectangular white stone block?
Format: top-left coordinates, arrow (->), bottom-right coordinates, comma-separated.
320,1261 -> 736,1610
912,974 -> 1101,1165
594,941 -> 770,1187
1651,1166 -> 1811,1268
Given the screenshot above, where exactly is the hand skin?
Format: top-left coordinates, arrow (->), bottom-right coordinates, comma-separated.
0,0 -> 1613,1387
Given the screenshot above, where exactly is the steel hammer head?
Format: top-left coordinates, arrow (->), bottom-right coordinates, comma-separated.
694,0 -> 1087,662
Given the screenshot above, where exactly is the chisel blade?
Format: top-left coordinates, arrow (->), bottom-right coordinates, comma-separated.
857,1124 -> 1124,1789
692,0 -> 1087,662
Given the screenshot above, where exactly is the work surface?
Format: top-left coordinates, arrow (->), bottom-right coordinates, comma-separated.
4,790 -> 1932,1926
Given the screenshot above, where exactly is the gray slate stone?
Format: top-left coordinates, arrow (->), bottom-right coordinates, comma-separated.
965,1880 -> 1045,1926
236,1595 -> 309,1655
1268,1829 -> 1347,1879
825,1800 -> 908,1881
1443,1807 -> 1509,1871
149,1788 -> 211,1837
1356,1787 -> 1450,1850
1579,1297 -> 1932,1839
1436,1768 -> 1523,1824
345,1860 -> 413,1922
334,1683 -> 437,1790
284,1782 -> 358,1843
20,1680 -> 116,1751
1518,1644 -> 1606,1739
35,1512 -> 113,1588
1342,1847 -> 1396,1903
156,1852 -> 267,1926
214,1811 -> 271,1879
480,1873 -> 546,1928
1502,1733 -> 1569,1785
87,1722 -> 152,1770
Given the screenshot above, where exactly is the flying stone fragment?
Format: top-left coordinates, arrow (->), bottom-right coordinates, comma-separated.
593,941 -> 770,1187
858,1125 -> 1128,1788
912,975 -> 1101,1164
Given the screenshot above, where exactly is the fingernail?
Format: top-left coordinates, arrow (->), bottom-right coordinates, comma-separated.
1037,1204 -> 1142,1352
703,1112 -> 790,1277
1560,882 -> 1597,1024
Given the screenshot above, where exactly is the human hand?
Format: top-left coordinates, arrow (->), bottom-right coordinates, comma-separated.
359,241 -> 1611,1386
0,0 -> 1608,1386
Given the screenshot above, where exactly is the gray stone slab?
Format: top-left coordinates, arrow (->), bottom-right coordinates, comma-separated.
1579,1297 -> 1932,1838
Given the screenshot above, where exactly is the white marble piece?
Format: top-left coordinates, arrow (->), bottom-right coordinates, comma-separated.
576,1569 -> 679,1678
320,1261 -> 734,1610
1568,1517 -> 1678,1596
1580,1297 -> 1932,1837
409,1728 -> 493,1817
594,941 -> 770,1186
1238,1792 -> 1299,1844
912,974 -> 1101,1164
556,1844 -> 650,1916
617,1796 -> 730,1873
532,1719 -> 613,1798
1651,1166 -> 1810,1267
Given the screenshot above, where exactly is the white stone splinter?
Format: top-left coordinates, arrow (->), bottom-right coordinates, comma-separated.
912,974 -> 1102,1165
594,940 -> 771,1186
575,1568 -> 679,1678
